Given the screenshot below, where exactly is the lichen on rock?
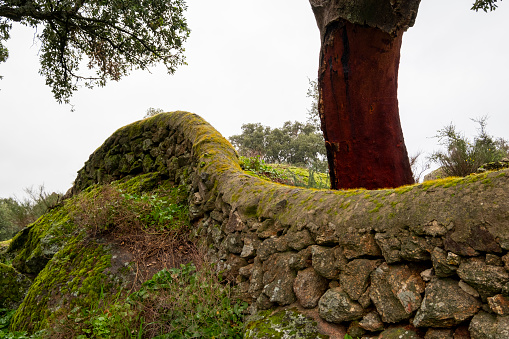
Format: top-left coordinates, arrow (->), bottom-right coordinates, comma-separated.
244,308 -> 329,339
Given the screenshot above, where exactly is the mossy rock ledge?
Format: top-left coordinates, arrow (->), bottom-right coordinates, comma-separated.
2,111 -> 509,338
0,263 -> 32,309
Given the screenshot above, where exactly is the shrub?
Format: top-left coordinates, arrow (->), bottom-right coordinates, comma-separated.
429,117 -> 508,177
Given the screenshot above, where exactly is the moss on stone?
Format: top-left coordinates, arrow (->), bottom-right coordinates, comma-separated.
369,201 -> 384,214
9,234 -> 118,332
116,172 -> 168,194
1,238 -> 12,250
244,308 -> 329,339
3,171 -> 184,334
0,238 -> 13,264
0,263 -> 32,309
9,207 -> 75,276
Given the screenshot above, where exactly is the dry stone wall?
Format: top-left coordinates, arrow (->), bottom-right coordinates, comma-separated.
73,111 -> 509,338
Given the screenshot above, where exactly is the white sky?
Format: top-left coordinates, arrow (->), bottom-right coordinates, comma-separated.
1,0 -> 508,198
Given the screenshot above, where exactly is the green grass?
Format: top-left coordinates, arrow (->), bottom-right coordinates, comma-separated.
239,156 -> 330,189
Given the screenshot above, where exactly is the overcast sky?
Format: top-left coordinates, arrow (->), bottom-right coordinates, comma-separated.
1,0 -> 508,199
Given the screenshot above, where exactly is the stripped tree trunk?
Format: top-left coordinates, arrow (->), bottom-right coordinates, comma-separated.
310,0 -> 421,190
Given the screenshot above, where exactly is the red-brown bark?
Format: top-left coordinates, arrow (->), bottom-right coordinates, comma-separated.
318,19 -> 414,190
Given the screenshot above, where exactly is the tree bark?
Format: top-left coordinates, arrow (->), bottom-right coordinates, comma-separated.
310,0 -> 421,190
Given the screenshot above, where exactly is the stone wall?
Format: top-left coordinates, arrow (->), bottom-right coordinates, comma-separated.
73,111 -> 509,338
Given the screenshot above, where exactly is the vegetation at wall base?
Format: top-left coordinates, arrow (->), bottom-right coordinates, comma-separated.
0,308 -> 43,338
41,263 -> 247,339
1,263 -> 247,338
0,173 -> 247,338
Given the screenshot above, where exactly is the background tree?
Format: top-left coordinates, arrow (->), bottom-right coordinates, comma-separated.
0,185 -> 60,241
0,198 -> 16,241
229,123 -> 270,158
144,107 -> 165,118
309,0 -> 501,190
0,0 -> 189,104
230,121 -> 327,172
306,78 -> 320,129
472,0 -> 502,11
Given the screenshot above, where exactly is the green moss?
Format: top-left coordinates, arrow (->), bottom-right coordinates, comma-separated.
394,185 -> 414,195
482,178 -> 494,187
0,263 -> 32,309
104,154 -> 121,172
9,207 -> 75,276
339,201 -> 351,209
244,205 -> 258,218
341,189 -> 366,198
419,172 -> 492,191
0,239 -> 13,263
116,172 -> 166,194
126,120 -> 144,139
142,154 -> 154,172
244,308 -> 329,339
9,235 -> 122,333
369,201 -> 384,214
1,238 -> 12,249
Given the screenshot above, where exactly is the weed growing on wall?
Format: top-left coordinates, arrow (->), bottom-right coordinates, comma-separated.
72,183 -> 189,237
121,190 -> 188,233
